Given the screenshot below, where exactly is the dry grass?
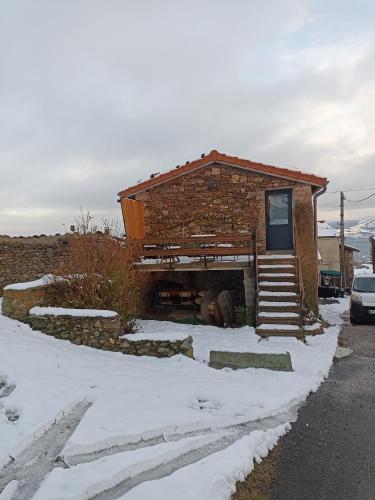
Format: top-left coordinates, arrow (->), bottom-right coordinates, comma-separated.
232,445 -> 281,500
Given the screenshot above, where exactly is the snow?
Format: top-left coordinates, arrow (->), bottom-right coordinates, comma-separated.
258,255 -> 295,259
259,273 -> 295,277
259,281 -> 295,286
304,322 -> 323,331
258,312 -> 299,318
33,435 -> 223,500
319,297 -> 349,326
122,424 -> 290,500
29,306 -> 118,318
122,331 -> 190,342
4,275 -> 53,291
344,218 -> 375,239
354,265 -> 373,275
259,301 -> 298,307
257,323 -> 300,330
258,264 -> 294,269
0,297 -> 348,499
318,221 -> 339,238
259,291 -> 297,297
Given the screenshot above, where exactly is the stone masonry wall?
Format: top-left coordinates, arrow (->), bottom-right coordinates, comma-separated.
2,286 -> 53,321
0,235 -> 71,295
2,285 -> 193,358
26,313 -> 124,351
121,337 -> 193,358
136,163 -> 302,251
135,162 -> 318,309
26,313 -> 193,357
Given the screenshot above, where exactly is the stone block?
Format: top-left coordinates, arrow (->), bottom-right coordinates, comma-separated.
209,350 -> 293,371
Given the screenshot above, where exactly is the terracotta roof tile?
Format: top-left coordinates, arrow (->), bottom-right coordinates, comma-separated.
118,149 -> 328,197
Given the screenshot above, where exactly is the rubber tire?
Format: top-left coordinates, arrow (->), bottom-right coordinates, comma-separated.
350,314 -> 360,325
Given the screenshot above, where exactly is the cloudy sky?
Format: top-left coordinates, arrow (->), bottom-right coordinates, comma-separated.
1,0 -> 374,235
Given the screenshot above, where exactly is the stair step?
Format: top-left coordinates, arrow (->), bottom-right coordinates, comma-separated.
259,301 -> 300,313
258,274 -> 298,282
258,291 -> 299,302
259,284 -> 299,293
259,281 -> 296,286
258,254 -> 295,259
258,311 -> 299,318
258,264 -> 295,269
257,255 -> 296,266
256,328 -> 304,338
256,323 -> 304,338
258,316 -> 301,325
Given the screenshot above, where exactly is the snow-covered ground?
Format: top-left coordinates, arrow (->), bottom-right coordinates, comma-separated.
0,298 -> 347,499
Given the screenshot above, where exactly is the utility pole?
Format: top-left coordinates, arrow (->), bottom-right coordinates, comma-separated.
340,191 -> 346,290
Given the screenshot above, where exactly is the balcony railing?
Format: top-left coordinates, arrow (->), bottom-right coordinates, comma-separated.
132,232 -> 256,263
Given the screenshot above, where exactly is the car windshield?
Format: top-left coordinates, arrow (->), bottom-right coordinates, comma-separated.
353,277 -> 375,293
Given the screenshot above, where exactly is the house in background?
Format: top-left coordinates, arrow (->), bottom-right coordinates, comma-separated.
317,221 -> 359,287
118,150 -> 328,337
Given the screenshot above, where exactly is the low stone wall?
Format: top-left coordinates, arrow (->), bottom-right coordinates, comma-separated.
26,313 -> 193,357
121,336 -> 193,358
2,279 -> 193,358
2,285 -> 52,321
26,313 -> 123,351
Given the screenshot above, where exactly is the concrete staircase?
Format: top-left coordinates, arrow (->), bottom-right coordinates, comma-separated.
255,255 -> 304,338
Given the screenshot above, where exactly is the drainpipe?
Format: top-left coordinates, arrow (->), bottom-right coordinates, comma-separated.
313,184 -> 328,296
313,184 -> 328,245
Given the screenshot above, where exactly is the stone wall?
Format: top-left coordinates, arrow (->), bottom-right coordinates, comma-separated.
136,163 -> 305,250
0,235 -> 70,295
121,336 -> 193,358
26,313 -> 124,351
2,283 -> 193,358
135,162 -> 318,309
2,285 -> 54,321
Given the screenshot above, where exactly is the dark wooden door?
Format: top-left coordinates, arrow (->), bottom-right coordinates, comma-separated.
265,189 -> 294,251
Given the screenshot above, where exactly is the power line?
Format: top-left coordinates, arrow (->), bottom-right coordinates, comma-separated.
326,187 -> 375,194
346,192 -> 375,203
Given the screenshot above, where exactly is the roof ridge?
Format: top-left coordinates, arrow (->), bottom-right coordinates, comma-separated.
118,149 -> 328,197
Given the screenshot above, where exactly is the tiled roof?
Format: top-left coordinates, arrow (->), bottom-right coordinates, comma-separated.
118,149 -> 328,197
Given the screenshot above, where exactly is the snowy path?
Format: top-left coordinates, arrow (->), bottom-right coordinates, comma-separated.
0,401 -> 92,499
0,298 -> 346,499
88,409 -> 295,500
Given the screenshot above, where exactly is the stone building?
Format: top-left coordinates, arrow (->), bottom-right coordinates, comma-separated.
317,221 -> 359,288
118,150 -> 328,336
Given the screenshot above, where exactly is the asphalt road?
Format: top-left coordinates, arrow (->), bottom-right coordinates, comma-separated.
270,313 -> 375,500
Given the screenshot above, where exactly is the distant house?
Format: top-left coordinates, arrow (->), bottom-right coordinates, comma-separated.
118,150 -> 328,336
317,221 -> 359,286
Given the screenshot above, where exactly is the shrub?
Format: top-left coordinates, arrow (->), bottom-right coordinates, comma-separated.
234,305 -> 255,326
54,215 -> 150,332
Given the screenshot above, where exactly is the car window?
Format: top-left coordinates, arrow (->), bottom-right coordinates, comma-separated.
353,277 -> 375,293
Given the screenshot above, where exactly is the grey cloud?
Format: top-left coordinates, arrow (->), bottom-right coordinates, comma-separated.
0,0 -> 374,234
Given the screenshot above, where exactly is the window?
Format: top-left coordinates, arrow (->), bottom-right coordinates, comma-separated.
268,193 -> 289,226
353,277 -> 375,293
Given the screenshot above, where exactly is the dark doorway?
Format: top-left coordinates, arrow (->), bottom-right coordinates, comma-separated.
265,189 -> 294,251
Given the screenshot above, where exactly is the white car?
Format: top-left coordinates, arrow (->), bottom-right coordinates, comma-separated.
350,273 -> 375,324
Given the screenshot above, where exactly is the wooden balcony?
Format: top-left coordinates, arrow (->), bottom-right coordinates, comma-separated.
132,233 -> 256,271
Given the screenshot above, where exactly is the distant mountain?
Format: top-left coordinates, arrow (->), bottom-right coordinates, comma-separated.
345,219 -> 375,257
344,218 -> 375,239
326,218 -> 375,257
